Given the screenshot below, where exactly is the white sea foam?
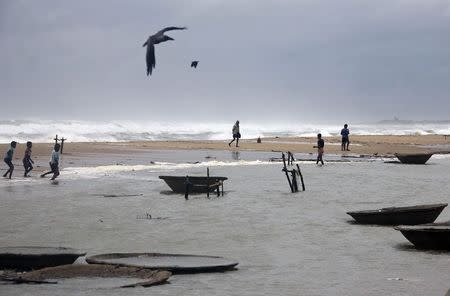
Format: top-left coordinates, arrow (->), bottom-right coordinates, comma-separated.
430,153 -> 450,160
62,160 -> 271,179
0,119 -> 449,143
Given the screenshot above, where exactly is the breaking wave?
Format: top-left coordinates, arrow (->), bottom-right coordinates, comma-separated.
0,119 -> 449,143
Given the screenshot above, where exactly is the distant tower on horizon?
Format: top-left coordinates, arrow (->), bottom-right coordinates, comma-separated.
394,116 -> 399,121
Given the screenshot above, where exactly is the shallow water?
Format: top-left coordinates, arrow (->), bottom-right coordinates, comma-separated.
1,151 -> 450,296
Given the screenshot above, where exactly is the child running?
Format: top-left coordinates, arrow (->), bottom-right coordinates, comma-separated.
40,143 -> 60,180
23,141 -> 34,177
313,133 -> 324,165
3,141 -> 17,179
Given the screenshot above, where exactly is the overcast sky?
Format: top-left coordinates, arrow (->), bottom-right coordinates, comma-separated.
1,0 -> 450,123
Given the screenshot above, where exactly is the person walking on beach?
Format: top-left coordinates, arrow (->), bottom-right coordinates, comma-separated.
228,120 -> 241,147
341,124 -> 350,151
23,141 -> 34,177
3,141 -> 17,179
40,143 -> 60,180
313,133 -> 324,165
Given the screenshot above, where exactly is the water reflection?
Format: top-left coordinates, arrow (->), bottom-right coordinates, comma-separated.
231,151 -> 240,161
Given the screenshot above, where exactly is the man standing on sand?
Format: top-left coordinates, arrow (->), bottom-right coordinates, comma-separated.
314,133 -> 324,165
341,124 -> 350,151
228,120 -> 241,147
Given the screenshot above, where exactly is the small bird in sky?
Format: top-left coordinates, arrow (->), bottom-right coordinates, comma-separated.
142,26 -> 187,76
191,61 -> 199,68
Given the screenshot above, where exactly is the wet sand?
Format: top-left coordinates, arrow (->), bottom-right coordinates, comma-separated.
1,135 -> 449,160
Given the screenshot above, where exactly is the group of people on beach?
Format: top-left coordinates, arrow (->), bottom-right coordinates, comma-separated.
3,141 -> 60,180
315,124 -> 350,165
227,121 -> 350,166
312,124 -> 351,165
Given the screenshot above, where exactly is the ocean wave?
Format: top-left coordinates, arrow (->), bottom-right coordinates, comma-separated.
0,119 -> 449,143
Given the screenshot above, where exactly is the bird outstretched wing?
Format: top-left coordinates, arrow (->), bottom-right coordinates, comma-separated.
146,43 -> 155,76
157,26 -> 187,34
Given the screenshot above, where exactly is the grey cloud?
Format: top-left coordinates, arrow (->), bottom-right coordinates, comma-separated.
1,0 -> 450,123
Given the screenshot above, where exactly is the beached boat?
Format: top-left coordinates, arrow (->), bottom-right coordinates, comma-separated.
86,253 -> 239,273
395,222 -> 450,250
395,153 -> 433,164
346,203 -> 447,225
159,175 -> 228,193
0,246 -> 86,270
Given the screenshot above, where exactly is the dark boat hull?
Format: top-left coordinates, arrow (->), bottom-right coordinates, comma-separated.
159,176 -> 228,193
347,203 -> 447,225
395,223 -> 450,250
0,247 -> 86,271
395,153 -> 433,164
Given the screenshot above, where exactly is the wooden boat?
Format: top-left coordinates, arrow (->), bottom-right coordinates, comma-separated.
346,203 -> 447,225
159,175 -> 228,193
395,222 -> 450,250
0,246 -> 86,271
395,153 -> 433,164
86,253 -> 239,274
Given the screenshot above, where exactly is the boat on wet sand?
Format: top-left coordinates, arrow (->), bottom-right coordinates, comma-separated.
0,247 -> 86,271
394,153 -> 433,164
346,203 -> 447,225
159,175 -> 228,193
86,253 -> 239,274
395,222 -> 450,250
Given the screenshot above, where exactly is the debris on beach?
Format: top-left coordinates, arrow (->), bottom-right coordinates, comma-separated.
136,212 -> 169,220
3,264 -> 171,288
280,152 -> 305,193
95,193 -> 144,198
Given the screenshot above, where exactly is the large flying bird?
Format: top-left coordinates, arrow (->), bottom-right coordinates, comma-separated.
143,26 -> 187,76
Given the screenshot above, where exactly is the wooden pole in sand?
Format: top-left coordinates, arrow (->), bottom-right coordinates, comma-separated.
60,137 -> 66,154
287,151 -> 292,166
282,153 -> 294,192
291,170 -> 298,192
216,178 -> 220,197
296,164 -> 305,191
206,167 -> 210,198
184,175 -> 190,200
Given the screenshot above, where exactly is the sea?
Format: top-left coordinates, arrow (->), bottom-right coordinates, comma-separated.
0,119 -> 450,143
1,149 -> 450,295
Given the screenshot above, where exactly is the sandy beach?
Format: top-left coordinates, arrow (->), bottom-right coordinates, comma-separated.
1,135 -> 449,161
